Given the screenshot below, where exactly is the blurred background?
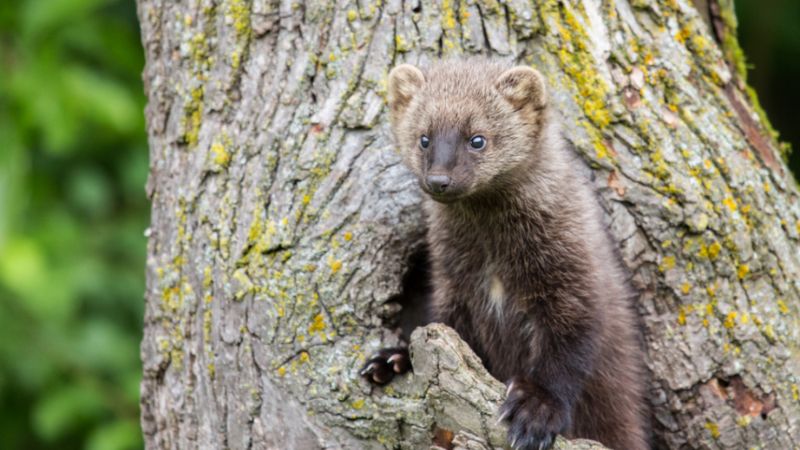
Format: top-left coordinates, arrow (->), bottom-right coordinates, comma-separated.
0,1 -> 797,449
0,1 -> 146,449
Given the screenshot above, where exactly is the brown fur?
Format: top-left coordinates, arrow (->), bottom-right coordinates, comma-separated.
369,59 -> 649,450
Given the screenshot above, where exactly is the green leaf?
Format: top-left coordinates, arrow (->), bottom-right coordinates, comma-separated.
73,319 -> 138,375
62,65 -> 142,137
0,238 -> 76,321
21,0 -> 112,39
67,166 -> 112,218
33,383 -> 105,441
86,419 -> 142,450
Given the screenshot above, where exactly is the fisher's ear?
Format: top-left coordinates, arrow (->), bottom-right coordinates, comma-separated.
387,64 -> 426,118
495,66 -> 547,110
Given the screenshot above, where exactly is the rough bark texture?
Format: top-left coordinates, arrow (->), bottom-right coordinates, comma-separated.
137,0 -> 800,449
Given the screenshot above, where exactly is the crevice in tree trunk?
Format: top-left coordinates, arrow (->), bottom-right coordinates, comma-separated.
386,243 -> 433,342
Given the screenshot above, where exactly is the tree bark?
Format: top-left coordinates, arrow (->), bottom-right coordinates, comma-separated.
137,0 -> 800,449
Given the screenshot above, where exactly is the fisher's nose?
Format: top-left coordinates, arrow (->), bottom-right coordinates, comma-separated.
426,175 -> 451,194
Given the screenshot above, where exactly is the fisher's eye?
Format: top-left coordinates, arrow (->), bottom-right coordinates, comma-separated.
419,135 -> 430,149
469,135 -> 487,150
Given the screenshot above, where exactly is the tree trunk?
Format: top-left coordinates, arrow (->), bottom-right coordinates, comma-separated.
136,0 -> 800,448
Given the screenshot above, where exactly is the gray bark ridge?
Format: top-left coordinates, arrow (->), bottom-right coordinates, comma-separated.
137,0 -> 800,448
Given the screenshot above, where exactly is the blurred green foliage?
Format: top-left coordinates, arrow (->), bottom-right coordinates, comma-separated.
0,0 -> 797,449
0,0 -> 146,449
737,0 -> 800,175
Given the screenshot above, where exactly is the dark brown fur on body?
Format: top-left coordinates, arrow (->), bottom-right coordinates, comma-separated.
361,59 -> 649,450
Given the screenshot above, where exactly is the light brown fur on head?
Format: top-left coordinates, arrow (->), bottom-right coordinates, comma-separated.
388,60 -> 551,202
